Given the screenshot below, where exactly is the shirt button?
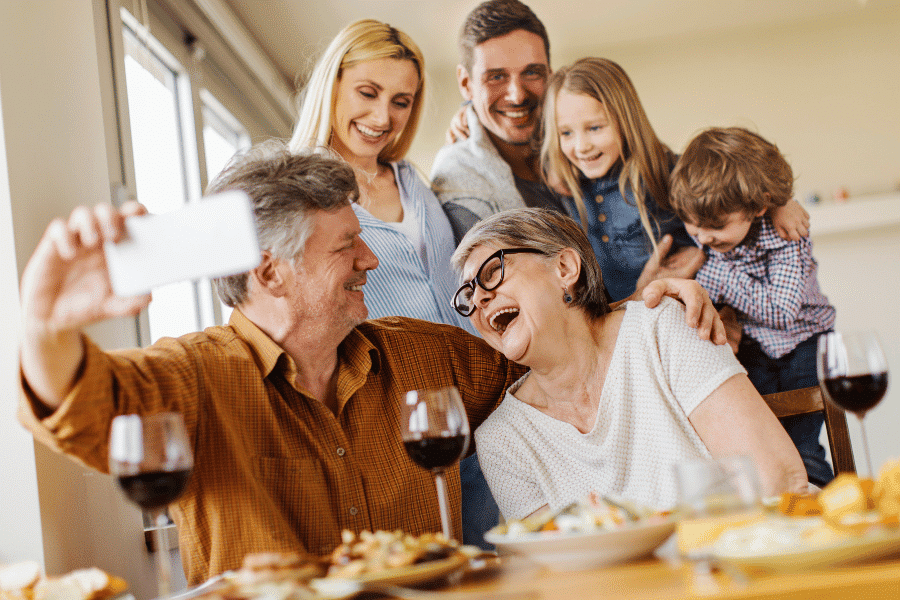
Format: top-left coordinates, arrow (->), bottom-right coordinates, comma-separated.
336,447 -> 345,457
349,506 -> 358,516
601,235 -> 610,243
598,213 -> 607,223
595,194 -> 604,204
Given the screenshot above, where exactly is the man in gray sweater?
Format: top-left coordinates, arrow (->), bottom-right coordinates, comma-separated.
430,0 -> 568,241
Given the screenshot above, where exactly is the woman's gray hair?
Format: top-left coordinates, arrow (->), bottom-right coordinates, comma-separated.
451,208 -> 609,319
206,139 -> 358,307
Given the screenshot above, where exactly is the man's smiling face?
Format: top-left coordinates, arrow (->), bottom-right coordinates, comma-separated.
458,29 -> 549,151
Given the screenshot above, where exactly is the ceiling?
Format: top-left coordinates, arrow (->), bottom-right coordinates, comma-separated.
220,0 -> 881,91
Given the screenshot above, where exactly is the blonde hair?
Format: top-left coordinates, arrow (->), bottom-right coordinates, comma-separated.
669,127 -> 793,228
540,57 -> 674,253
289,19 -> 426,163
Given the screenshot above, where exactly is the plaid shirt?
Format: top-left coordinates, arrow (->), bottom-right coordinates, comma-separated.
19,310 -> 525,584
694,215 -> 836,358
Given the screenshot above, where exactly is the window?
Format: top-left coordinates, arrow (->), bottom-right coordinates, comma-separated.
122,21 -> 200,341
117,2 -> 280,343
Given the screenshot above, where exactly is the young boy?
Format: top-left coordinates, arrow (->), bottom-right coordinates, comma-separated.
669,126 -> 837,487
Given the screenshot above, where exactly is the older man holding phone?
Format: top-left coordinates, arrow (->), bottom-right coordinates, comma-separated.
18,141 -> 723,585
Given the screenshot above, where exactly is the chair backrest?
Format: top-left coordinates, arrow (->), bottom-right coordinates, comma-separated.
762,385 -> 856,475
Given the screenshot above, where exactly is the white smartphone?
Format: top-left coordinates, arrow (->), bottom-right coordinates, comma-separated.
104,191 -> 261,297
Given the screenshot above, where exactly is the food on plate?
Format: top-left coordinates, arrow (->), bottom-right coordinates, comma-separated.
0,563 -> 126,600
0,562 -> 41,600
775,466 -> 900,530
190,530 -> 471,600
873,459 -> 900,520
814,468 -> 900,532
711,460 -> 900,563
231,552 -> 325,586
712,516 -> 847,557
490,493 -> 669,538
777,492 -> 822,517
33,568 -> 127,600
326,530 -> 465,577
818,473 -> 871,521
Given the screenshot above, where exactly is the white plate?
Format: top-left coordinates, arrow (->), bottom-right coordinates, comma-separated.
168,553 -> 471,600
484,518 -> 676,571
711,519 -> 900,572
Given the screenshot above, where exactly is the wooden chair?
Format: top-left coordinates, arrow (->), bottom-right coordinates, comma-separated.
762,385 -> 856,475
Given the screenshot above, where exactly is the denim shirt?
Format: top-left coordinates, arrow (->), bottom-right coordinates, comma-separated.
566,167 -> 692,302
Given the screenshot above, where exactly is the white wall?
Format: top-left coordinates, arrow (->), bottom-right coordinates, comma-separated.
0,1 -> 156,597
412,6 -> 900,199
0,75 -> 44,566
409,6 -> 900,472
812,214 -> 900,475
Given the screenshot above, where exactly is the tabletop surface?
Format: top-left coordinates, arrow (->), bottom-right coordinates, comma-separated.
449,553 -> 900,600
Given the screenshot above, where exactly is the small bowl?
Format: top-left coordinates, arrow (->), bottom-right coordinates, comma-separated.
484,518 -> 676,571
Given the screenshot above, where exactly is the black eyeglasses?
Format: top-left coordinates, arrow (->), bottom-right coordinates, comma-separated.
452,248 -> 545,317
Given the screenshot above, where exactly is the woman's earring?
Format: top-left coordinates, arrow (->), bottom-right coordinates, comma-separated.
563,287 -> 573,304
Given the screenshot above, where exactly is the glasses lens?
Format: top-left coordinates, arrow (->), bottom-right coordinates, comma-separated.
454,286 -> 475,315
479,255 -> 504,290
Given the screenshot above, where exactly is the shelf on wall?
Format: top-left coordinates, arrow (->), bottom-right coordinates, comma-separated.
808,192 -> 900,237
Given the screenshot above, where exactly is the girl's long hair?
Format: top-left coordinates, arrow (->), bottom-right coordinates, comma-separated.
540,57 -> 674,253
288,19 -> 425,163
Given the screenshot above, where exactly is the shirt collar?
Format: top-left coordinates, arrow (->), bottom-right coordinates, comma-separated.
752,215 -> 790,250
228,308 -> 286,378
339,326 -> 381,377
229,308 -> 381,386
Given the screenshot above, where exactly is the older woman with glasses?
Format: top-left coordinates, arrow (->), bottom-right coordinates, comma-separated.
451,208 -> 810,519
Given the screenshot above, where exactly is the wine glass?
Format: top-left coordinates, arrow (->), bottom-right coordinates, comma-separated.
673,456 -> 763,557
817,331 -> 889,478
110,413 -> 194,598
401,386 -> 470,541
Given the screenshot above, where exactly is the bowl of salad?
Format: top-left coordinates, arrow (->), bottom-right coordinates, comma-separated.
484,494 -> 676,571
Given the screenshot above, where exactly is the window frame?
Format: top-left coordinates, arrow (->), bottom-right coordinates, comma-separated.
108,0 -> 292,343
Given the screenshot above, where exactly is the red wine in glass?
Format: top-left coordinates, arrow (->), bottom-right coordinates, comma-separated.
401,387 -> 470,540
821,373 -> 888,416
110,413 -> 194,598
817,331 -> 889,477
403,435 -> 469,471
117,469 -> 193,512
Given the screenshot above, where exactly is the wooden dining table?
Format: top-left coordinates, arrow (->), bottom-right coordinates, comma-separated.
444,552 -> 900,599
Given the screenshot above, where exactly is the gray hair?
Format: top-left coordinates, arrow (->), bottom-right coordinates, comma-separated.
206,139 -> 358,307
451,208 -> 609,319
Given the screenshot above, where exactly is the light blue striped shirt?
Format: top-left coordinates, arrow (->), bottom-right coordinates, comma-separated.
354,161 -> 477,336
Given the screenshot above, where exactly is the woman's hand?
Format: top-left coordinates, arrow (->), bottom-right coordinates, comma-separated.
635,234 -> 706,293
770,198 -> 810,241
640,278 -> 726,345
718,305 -> 743,354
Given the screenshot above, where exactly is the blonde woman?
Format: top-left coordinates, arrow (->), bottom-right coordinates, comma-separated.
288,19 -> 495,548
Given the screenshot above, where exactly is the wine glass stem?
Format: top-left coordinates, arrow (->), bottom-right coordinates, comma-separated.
857,414 -> 874,479
153,510 -> 173,598
433,470 -> 453,541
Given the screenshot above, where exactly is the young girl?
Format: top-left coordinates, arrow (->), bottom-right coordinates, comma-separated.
540,57 -> 808,302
